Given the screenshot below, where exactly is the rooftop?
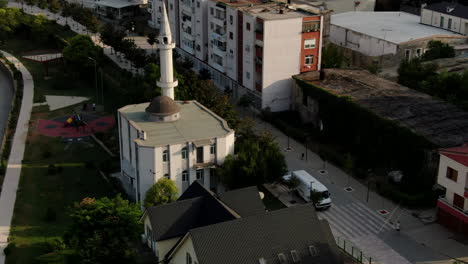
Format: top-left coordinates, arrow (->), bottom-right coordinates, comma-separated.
331,12 -> 461,44
95,0 -> 145,8
118,100 -> 233,147
440,144 -> 468,167
187,204 -> 342,264
144,181 -> 266,241
424,1 -> 468,20
295,69 -> 468,147
239,3 -> 317,20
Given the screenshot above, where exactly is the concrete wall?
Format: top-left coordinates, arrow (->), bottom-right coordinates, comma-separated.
169,235 -> 199,264
330,24 -> 398,57
262,18 -> 302,112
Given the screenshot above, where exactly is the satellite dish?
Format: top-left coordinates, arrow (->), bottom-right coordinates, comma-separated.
259,191 -> 265,200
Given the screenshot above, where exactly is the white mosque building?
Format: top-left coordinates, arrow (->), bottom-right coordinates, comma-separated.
117,3 -> 235,203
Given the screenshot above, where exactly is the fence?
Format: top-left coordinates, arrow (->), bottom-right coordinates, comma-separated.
335,236 -> 373,264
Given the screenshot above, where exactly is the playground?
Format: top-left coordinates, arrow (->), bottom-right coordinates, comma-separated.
36,113 -> 115,140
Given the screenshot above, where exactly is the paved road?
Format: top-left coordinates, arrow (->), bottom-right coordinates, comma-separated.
253,118 -> 468,264
0,67 -> 14,153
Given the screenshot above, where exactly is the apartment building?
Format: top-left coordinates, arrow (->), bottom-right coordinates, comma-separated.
148,0 -> 326,112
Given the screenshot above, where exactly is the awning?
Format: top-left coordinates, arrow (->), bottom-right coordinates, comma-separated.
195,162 -> 217,169
193,139 -> 213,147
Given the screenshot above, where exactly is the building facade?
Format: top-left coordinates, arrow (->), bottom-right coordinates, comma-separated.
118,4 -> 235,204
437,144 -> 468,236
421,2 -> 468,36
147,0 -> 327,112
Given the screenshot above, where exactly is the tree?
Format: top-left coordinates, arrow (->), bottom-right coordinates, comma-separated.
0,0 -> 8,8
286,175 -> 301,194
63,195 -> 141,264
218,131 -> 288,189
147,32 -> 156,53
48,0 -> 61,13
397,58 -> 437,89
421,40 -> 455,61
63,34 -> 103,70
322,43 -> 344,68
143,178 -> 178,208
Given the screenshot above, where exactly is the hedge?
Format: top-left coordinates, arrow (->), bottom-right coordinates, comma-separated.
292,77 -> 436,193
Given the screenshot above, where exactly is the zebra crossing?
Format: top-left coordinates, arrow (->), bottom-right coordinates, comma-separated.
317,202 -> 393,239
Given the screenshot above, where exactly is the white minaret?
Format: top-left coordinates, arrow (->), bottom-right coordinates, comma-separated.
157,1 -> 178,100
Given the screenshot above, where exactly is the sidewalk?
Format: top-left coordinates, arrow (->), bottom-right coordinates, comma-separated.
0,51 -> 34,264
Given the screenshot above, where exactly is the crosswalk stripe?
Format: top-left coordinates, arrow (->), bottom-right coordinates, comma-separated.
322,206 -> 372,237
352,202 -> 395,231
339,205 -> 382,233
318,213 -> 356,239
328,206 -> 376,236
347,203 -> 391,232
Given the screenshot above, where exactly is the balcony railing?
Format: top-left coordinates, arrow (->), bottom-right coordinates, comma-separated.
438,196 -> 468,216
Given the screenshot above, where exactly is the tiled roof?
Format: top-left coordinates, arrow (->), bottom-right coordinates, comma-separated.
440,143 -> 468,167
189,204 -> 342,264
424,2 -> 468,19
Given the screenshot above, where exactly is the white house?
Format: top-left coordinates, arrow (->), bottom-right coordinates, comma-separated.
436,144 -> 468,236
141,181 -> 343,264
421,1 -> 468,36
117,3 -> 235,203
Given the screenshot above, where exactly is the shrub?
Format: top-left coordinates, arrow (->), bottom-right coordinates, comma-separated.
43,238 -> 66,253
47,164 -> 57,175
44,207 -> 57,222
3,243 -> 16,256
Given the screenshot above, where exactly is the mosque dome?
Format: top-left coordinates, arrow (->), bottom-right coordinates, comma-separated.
146,96 -> 181,122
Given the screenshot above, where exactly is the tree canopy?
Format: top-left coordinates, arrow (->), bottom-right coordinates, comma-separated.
143,178 -> 178,208
63,34 -> 103,69
421,40 -> 455,61
218,130 -> 288,189
321,43 -> 345,68
63,195 -> 141,264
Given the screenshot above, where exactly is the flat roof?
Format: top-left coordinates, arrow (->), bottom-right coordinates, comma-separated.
331,12 -> 461,44
96,0 -> 142,8
119,100 -> 233,147
239,3 -> 317,20
294,69 -> 468,147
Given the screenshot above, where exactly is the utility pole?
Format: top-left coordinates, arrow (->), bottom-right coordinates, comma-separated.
380,28 -> 392,66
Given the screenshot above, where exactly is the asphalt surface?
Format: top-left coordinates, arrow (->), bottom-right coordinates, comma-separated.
0,67 -> 14,150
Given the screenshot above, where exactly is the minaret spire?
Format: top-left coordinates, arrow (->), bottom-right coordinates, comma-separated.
157,1 -> 177,100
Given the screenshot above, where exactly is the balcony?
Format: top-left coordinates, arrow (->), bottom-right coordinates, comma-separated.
212,44 -> 227,55
438,196 -> 468,223
212,28 -> 226,38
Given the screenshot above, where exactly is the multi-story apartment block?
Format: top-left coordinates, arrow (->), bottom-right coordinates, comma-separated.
148,0 -> 327,112
437,144 -> 468,236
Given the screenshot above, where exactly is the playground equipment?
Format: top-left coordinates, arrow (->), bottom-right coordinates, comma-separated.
64,113 -> 89,132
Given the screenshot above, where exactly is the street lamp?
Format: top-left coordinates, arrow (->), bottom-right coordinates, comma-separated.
88,57 -> 98,104
380,28 -> 392,66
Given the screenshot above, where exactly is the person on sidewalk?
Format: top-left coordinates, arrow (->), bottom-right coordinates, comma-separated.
92,103 -> 96,111
395,221 -> 401,232
301,153 -> 305,160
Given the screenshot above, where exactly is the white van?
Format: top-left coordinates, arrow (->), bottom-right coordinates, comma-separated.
283,170 -> 332,209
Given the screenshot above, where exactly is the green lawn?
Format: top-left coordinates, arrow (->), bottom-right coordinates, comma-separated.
5,104 -> 118,263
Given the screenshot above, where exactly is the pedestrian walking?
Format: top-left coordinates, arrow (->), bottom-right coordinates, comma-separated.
395,221 -> 400,232
82,103 -> 87,111
92,103 -> 96,111
301,153 -> 305,160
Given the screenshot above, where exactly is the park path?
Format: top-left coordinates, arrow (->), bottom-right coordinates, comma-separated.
0,51 -> 34,264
